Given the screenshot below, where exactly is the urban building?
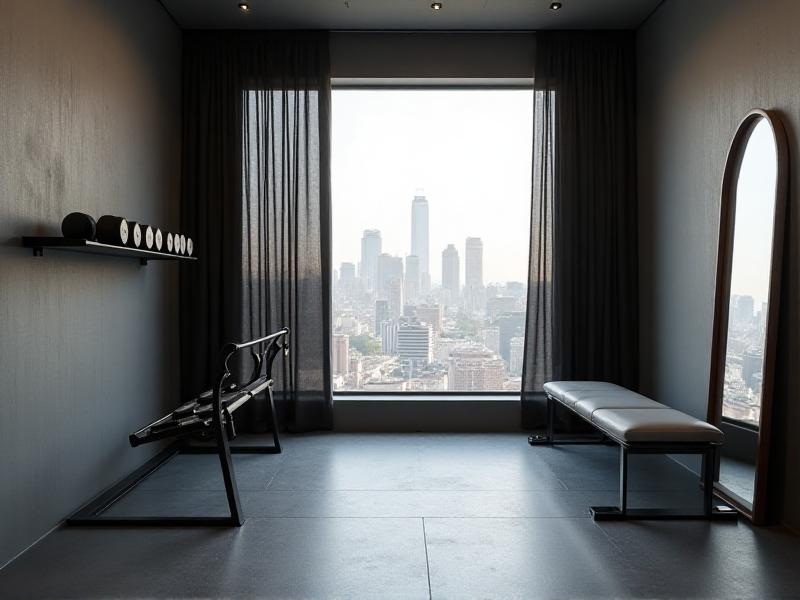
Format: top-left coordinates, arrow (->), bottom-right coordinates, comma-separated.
411,193 -> 430,293
404,254 -> 420,303
360,229 -> 382,292
482,327 -> 500,354
509,336 -> 525,376
447,345 -> 506,391
416,303 -> 443,335
332,333 -> 350,375
374,299 -> 389,334
397,318 -> 432,367
496,311 -> 526,361
442,244 -> 460,304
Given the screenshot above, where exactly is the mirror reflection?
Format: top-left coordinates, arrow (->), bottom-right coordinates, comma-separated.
718,117 -> 777,507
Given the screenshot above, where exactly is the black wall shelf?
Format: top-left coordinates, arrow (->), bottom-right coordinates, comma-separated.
22,237 -> 197,265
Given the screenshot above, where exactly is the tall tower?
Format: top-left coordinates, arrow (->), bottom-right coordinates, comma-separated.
464,237 -> 485,313
442,244 -> 460,304
360,229 -> 382,292
411,193 -> 430,293
465,237 -> 483,288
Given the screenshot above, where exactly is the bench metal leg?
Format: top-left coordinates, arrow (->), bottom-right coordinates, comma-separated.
619,446 -> 628,515
528,395 -> 609,446
591,445 -> 739,521
527,394 -> 554,444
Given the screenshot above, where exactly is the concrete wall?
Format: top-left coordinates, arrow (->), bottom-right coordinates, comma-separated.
637,0 -> 800,528
330,31 -> 536,80
0,0 -> 182,565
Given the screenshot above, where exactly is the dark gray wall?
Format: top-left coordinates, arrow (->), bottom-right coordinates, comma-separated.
637,0 -> 800,529
330,32 -> 536,80
0,0 -> 182,566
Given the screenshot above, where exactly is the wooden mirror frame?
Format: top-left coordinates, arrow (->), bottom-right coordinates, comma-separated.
707,109 -> 789,524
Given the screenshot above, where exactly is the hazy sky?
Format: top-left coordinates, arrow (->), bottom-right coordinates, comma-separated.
729,117 -> 778,310
331,89 -> 533,285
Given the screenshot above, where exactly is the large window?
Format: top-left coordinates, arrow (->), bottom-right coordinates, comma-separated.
331,87 -> 533,393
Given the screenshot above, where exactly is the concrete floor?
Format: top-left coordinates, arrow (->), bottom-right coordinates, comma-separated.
1,433 -> 798,599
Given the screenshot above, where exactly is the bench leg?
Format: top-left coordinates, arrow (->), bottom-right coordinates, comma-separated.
619,446 -> 629,515
703,447 -> 715,517
528,394 -> 555,445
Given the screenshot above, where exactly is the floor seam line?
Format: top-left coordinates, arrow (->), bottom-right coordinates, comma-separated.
422,517 -> 433,600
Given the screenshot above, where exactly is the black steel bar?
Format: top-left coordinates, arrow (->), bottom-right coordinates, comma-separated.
67,445 -> 181,522
267,386 -> 282,453
212,363 -> 244,526
703,447 -> 715,517
68,516 -> 237,527
619,446 -> 629,515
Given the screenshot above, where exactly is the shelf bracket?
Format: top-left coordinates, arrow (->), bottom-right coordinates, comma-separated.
32,247 -> 43,257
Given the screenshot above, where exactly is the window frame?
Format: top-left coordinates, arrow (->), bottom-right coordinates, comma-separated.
329,79 -> 535,398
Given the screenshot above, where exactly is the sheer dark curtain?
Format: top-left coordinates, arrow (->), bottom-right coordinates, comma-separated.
181,31 -> 332,432
521,32 -> 638,429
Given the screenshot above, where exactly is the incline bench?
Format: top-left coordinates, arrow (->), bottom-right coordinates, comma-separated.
530,381 -> 737,521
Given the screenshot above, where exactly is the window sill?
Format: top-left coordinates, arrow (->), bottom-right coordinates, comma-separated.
333,394 -> 518,402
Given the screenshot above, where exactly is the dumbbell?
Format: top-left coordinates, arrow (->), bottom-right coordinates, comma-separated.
96,216 -> 129,246
61,212 -> 96,240
126,221 -> 142,248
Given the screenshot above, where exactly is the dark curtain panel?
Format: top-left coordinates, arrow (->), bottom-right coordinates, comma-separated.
181,31 -> 332,432
521,32 -> 638,429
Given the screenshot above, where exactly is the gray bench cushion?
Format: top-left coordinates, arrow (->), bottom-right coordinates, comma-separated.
573,394 -> 664,420
591,408 -> 724,444
543,381 -> 627,407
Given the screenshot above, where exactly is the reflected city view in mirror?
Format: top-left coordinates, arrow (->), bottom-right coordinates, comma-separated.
721,117 -> 777,429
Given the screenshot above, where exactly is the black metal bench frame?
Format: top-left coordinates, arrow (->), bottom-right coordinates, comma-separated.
529,393 -> 738,521
67,329 -> 289,527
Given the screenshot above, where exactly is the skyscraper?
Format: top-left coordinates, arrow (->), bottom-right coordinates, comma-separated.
380,320 -> 398,355
360,229 -> 382,292
411,194 -> 430,293
442,244 -> 460,304
340,262 -> 356,284
377,253 -> 403,297
387,277 -> 403,319
465,237 -> 483,288
339,262 -> 356,298
464,237 -> 484,312
375,299 -> 389,334
404,254 -> 420,304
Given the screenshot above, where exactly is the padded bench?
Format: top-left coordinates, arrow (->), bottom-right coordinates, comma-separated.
530,381 -> 736,520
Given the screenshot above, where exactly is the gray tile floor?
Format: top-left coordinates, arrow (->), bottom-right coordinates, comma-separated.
1,433 -> 799,599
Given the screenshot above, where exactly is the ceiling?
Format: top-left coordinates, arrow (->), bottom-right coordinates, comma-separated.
161,0 -> 664,31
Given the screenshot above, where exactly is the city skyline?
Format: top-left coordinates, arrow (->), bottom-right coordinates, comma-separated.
331,89 -> 533,284
331,89 -> 531,393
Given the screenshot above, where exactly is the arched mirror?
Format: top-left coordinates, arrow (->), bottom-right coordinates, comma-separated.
708,109 -> 788,524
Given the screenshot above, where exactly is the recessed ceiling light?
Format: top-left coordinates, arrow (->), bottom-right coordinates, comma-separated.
431,2 -> 443,10
550,2 -> 562,9
238,2 -> 250,12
